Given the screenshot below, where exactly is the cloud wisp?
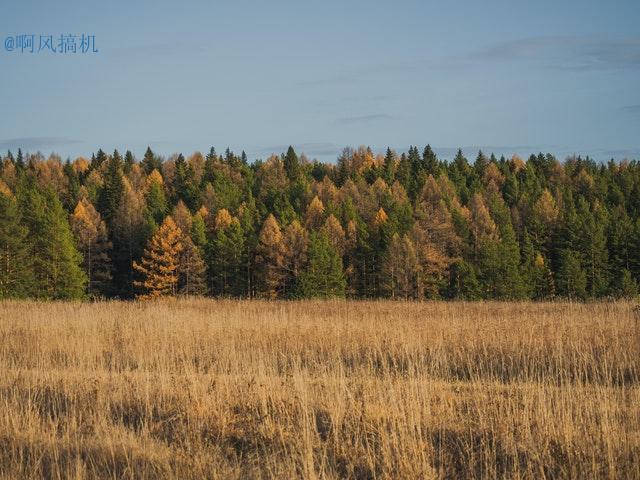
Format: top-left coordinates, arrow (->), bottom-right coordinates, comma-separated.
0,136 -> 82,151
471,36 -> 640,71
334,114 -> 392,125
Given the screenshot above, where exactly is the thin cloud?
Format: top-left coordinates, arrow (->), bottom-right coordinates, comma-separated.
472,35 -> 640,71
622,104 -> 640,114
0,136 -> 82,151
335,114 -> 392,125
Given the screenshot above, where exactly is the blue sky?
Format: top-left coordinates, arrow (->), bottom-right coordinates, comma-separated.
1,0 -> 639,163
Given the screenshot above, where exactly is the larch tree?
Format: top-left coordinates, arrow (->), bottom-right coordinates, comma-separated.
255,214 -> 287,298
70,197 -> 112,297
382,233 -> 420,299
133,216 -> 184,299
282,219 -> 309,297
305,196 -> 325,231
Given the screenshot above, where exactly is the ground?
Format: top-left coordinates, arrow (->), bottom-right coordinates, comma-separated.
0,300 -> 638,479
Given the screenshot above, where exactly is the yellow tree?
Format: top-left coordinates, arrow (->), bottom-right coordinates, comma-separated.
305,196 -> 325,231
133,216 -> 183,299
255,214 -> 286,298
69,197 -> 112,296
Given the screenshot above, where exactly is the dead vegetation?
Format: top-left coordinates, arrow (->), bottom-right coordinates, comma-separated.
0,300 -> 638,479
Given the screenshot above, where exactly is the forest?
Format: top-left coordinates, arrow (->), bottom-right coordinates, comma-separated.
1,144 -> 639,301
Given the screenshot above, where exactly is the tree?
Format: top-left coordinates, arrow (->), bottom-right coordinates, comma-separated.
282,219 -> 309,297
141,146 -> 162,174
0,191 -> 34,298
133,216 -> 184,299
97,150 -> 125,225
70,197 -> 112,297
178,235 -> 207,296
382,233 -> 420,299
208,209 -> 245,296
447,260 -> 481,300
556,249 -> 587,300
111,178 -> 147,298
298,232 -> 346,298
255,214 -> 286,298
17,181 -> 86,299
283,145 -> 301,181
144,169 -> 167,227
305,196 -> 325,231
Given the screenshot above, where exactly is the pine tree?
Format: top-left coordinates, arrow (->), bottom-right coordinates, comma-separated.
556,249 -> 587,299
0,191 -> 34,298
208,209 -> 245,296
283,146 -> 300,181
447,260 -> 481,300
172,154 -> 199,210
97,150 -> 125,225
141,146 -> 162,174
382,148 -> 395,185
133,216 -> 184,299
124,150 -> 135,174
70,197 -> 112,297
298,232 -> 346,298
17,181 -> 86,299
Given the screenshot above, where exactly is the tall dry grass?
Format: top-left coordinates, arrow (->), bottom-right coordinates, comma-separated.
0,299 -> 638,479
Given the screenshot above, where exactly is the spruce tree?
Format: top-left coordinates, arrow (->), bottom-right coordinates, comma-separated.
97,150 -> 125,225
17,181 -> 86,299
298,232 -> 346,298
0,191 -> 34,298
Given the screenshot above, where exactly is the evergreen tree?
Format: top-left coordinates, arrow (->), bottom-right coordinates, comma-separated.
17,181 -> 86,299
283,145 -> 301,181
0,191 -> 34,298
208,209 -> 245,296
141,146 -> 162,174
298,232 -> 346,298
556,249 -> 587,299
97,150 -> 125,225
382,148 -> 395,185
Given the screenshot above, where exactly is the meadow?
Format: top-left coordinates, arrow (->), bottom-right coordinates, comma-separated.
0,300 -> 638,479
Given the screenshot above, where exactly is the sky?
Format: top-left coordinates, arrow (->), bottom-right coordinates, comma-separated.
1,0 -> 639,163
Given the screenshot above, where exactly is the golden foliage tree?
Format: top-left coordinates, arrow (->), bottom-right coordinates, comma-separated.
282,219 -> 309,295
70,197 -> 112,296
305,196 -> 325,231
255,214 -> 286,298
321,214 -> 346,255
383,233 -> 420,299
133,216 -> 183,299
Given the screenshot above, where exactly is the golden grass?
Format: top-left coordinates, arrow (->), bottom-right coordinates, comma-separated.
0,300 -> 638,479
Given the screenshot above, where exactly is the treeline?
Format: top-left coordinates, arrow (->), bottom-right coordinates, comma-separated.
1,145 -> 639,300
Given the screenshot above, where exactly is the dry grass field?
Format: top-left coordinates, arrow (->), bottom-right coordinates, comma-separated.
0,300 -> 638,479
